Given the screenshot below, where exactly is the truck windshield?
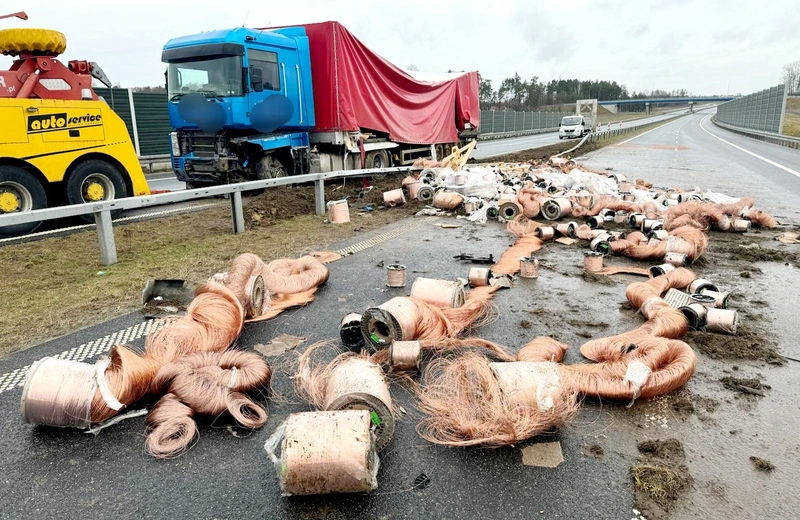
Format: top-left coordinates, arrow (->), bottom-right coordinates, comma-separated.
561,117 -> 582,126
168,56 -> 243,99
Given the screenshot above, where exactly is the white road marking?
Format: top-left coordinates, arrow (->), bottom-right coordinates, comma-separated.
699,117 -> 800,178
616,116 -> 687,145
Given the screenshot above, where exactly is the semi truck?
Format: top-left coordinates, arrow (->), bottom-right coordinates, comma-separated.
162,22 -> 480,187
0,25 -> 150,237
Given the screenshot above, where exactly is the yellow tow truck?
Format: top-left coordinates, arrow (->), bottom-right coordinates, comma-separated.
0,23 -> 150,236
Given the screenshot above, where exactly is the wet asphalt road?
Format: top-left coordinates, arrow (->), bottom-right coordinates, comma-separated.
2,114 -> 800,519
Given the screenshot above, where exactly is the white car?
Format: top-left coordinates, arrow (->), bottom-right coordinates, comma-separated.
559,116 -> 589,139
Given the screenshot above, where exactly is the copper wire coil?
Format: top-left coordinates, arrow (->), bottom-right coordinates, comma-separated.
340,313 -> 365,349
602,209 -> 616,222
641,219 -> 664,232
555,222 -> 577,237
705,308 -> 738,334
410,278 -> 466,308
688,278 -> 718,294
417,185 -> 435,201
519,257 -> 539,278
323,357 -> 395,451
732,218 -> 751,233
590,236 -> 611,255
541,198 -> 572,220
647,237 -> 662,247
699,289 -> 730,309
689,293 -> 718,308
406,181 -> 423,200
433,191 -> 465,210
618,181 -> 633,192
468,267 -> 492,287
21,357 -> 97,428
648,229 -> 669,240
664,252 -> 688,267
680,303 -> 708,329
326,199 -> 351,223
245,274 -> 265,318
388,340 -> 423,371
587,216 -> 604,229
623,193 -> 637,202
584,251 -> 604,272
499,200 -> 523,220
490,361 -> 561,411
383,189 -> 406,207
275,410 -> 378,495
536,226 -> 555,240
614,211 -> 629,224
628,213 -> 646,228
386,264 -> 407,288
649,263 -> 675,277
361,297 -> 420,347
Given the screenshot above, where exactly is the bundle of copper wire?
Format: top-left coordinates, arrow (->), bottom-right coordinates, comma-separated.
491,218 -> 544,275
516,189 -> 543,218
432,192 -> 465,210
145,350 -> 272,458
579,268 -> 696,362
416,353 -> 579,447
224,253 -> 329,321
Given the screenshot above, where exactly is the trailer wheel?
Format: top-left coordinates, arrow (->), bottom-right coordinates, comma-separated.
0,165 -> 48,237
66,160 -> 127,221
366,150 -> 389,180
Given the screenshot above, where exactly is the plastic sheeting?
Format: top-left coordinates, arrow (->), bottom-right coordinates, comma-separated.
279,22 -> 480,144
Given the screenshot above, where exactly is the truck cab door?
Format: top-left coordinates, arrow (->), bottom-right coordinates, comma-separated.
247,48 -> 302,131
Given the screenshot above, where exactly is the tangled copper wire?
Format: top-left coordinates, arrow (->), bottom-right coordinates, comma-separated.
145,350 -> 272,458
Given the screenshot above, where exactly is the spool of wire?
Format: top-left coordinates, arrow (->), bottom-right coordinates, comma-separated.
416,185 -> 435,202
468,267 -> 492,287
326,200 -> 351,224
340,313 -> 365,349
584,251 -> 604,272
536,226 -> 555,240
519,257 -> 539,278
386,265 -> 407,288
410,278 -> 465,308
383,189 -> 406,207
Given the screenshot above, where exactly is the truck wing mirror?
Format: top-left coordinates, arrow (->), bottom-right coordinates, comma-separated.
251,67 -> 264,92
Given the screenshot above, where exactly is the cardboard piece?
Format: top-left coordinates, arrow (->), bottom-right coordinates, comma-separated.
521,441 -> 564,468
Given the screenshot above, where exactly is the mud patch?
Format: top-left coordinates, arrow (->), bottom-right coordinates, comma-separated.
244,174 -> 417,228
686,322 -> 784,365
720,375 -> 771,397
582,444 -> 604,458
581,271 -> 619,285
567,319 -> 610,329
630,439 -> 693,520
749,456 -> 775,472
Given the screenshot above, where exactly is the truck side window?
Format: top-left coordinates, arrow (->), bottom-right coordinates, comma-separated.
248,50 -> 280,91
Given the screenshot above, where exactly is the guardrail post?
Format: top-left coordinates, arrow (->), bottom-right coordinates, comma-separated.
230,191 -> 245,234
315,179 -> 325,216
94,210 -> 117,265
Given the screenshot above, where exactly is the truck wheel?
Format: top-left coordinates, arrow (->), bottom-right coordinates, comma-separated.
66,160 -> 127,221
0,165 -> 48,237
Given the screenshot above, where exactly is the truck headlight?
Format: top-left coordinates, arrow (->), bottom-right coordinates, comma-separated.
170,132 -> 180,156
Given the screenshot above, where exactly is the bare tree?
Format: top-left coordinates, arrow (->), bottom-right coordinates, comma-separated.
782,60 -> 800,94
406,63 -> 419,71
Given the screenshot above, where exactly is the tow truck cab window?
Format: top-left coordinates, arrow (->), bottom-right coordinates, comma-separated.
248,49 -> 280,91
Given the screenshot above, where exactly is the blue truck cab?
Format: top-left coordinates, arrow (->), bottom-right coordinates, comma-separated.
162,27 -> 316,186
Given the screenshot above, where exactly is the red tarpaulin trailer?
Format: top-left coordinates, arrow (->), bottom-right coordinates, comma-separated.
271,21 -> 479,145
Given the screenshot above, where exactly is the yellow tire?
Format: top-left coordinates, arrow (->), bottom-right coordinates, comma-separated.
0,28 -> 67,57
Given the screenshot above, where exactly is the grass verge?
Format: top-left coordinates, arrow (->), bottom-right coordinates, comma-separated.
782,97 -> 800,138
0,176 -> 416,357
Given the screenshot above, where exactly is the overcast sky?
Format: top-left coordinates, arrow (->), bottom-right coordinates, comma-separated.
3,0 -> 798,96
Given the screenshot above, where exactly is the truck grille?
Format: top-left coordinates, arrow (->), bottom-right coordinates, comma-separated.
186,133 -> 217,158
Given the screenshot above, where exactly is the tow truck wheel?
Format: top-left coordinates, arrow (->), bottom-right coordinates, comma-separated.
66,160 -> 127,222
0,165 -> 47,237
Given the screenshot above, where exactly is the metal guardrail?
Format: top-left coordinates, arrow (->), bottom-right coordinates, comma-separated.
711,118 -> 800,150
0,167 -> 410,266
